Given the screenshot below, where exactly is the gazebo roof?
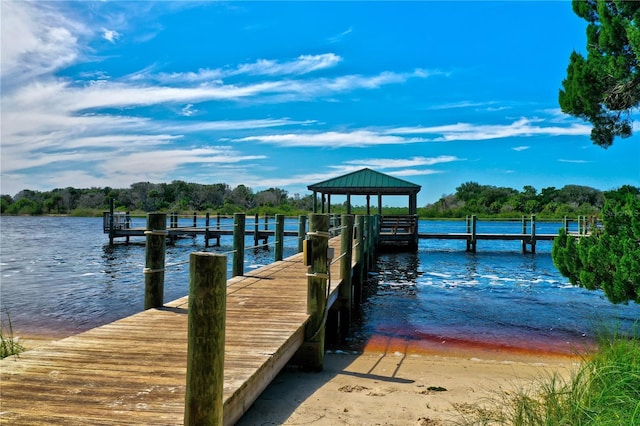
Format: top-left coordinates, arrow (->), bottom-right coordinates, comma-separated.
308,168 -> 421,195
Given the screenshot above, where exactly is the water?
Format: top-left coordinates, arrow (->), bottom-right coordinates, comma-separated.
1,216 -> 638,356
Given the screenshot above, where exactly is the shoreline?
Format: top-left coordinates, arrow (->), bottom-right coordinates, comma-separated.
238,346 -> 580,425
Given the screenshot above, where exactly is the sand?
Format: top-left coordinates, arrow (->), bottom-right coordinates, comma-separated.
237,348 -> 579,426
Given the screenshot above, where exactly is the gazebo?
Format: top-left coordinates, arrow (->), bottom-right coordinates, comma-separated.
307,168 -> 421,215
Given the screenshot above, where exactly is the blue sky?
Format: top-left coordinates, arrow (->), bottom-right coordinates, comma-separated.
1,1 -> 638,205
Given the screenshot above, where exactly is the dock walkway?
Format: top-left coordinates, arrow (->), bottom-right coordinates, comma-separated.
0,237 -> 350,425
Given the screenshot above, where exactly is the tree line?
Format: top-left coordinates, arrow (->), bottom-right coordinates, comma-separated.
421,182 -> 607,218
1,179 -> 630,219
0,181 -> 314,216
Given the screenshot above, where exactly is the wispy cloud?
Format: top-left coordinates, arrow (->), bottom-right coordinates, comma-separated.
389,118 -> 591,141
328,27 -> 353,43
558,159 -> 591,164
235,131 -> 426,147
512,146 -> 530,151
343,156 -> 462,169
148,53 -> 343,84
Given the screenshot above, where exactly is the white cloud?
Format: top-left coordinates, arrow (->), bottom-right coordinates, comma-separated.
150,53 -> 342,84
235,131 -> 426,147
512,146 -> 530,151
0,2 -> 87,87
558,159 -> 591,164
344,156 -> 461,169
102,29 -> 121,43
389,118 -> 591,141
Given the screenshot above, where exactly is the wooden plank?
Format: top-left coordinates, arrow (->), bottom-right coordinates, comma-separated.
0,236 -> 348,426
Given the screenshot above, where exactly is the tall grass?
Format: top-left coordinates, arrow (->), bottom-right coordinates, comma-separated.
457,327 -> 640,425
0,312 -> 25,359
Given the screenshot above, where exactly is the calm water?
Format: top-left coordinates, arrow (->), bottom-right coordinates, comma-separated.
1,216 -> 638,356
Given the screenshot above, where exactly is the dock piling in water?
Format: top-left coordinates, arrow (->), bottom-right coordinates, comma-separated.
144,213 -> 167,309
232,213 -> 245,277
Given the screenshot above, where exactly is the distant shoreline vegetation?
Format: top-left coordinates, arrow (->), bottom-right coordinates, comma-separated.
1,181 -> 634,220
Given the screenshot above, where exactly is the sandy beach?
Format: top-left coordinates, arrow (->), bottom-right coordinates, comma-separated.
237,345 -> 579,426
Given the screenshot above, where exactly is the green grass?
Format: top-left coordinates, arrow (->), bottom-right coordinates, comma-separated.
456,328 -> 640,425
0,313 -> 25,359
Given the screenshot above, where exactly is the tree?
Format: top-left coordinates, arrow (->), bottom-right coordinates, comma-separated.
559,1 -> 639,147
552,186 -> 639,304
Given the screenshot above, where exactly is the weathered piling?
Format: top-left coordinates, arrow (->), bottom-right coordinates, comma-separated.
254,213 -> 260,248
297,215 -> 307,253
354,214 -> 365,306
301,213 -> 329,370
530,214 -> 537,253
339,214 -> 354,336
184,252 -> 226,426
108,198 -> 115,245
275,214 -> 285,261
144,213 -> 167,309
466,215 -> 477,252
205,213 -> 210,248
232,213 -> 245,277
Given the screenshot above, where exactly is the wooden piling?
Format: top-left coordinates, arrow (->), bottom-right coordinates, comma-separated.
301,213 -> 329,370
144,213 -> 167,309
108,198 -> 115,245
125,211 -> 130,244
254,213 -> 260,248
275,214 -> 284,261
184,252 -> 226,426
530,214 -> 537,254
521,216 -> 528,253
232,213 -> 245,277
339,214 -> 354,337
354,215 -> 365,306
297,215 -> 307,253
467,215 -> 477,253
264,215 -> 269,244
205,213 -> 210,248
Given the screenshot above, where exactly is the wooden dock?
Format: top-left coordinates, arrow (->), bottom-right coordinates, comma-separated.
0,234 -> 356,425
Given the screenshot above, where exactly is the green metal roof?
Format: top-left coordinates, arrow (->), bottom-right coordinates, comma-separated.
308,168 -> 421,195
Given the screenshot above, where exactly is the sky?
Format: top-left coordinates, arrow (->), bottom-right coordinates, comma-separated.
1,1 -> 638,206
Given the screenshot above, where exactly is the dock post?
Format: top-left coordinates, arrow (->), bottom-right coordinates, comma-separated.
363,215 -> 371,272
216,213 -> 221,246
184,252 -> 226,426
339,214 -> 354,337
144,213 -> 167,309
354,215 -> 365,306
521,215 -> 528,253
264,215 -> 269,244
232,213 -> 245,277
205,213 -> 210,248
468,215 -> 477,253
108,198 -> 115,245
125,211 -> 130,244
297,215 -> 307,253
301,213 -> 329,370
465,216 -> 471,252
193,212 -> 197,228
530,214 -> 537,254
254,213 -> 260,248
563,216 -> 569,233
275,214 -> 284,261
